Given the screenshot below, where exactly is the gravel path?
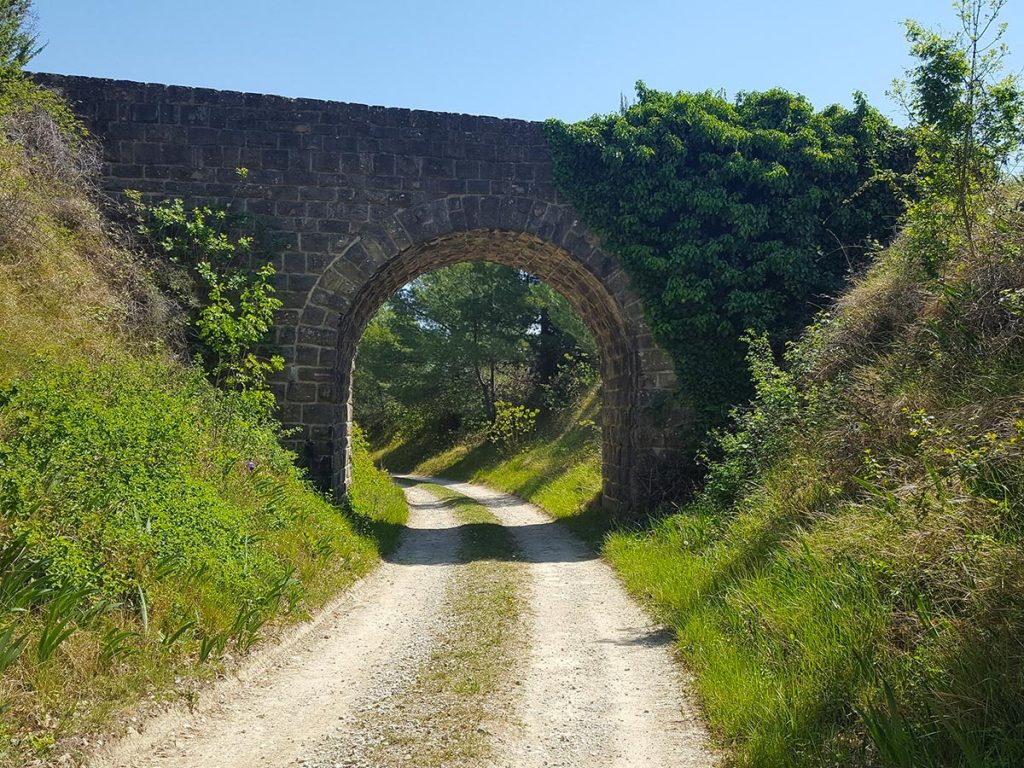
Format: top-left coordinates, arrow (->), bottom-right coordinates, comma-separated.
407,478 -> 716,768
89,485 -> 462,768
87,479 -> 716,768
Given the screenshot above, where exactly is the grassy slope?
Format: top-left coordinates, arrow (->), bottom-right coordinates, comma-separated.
377,388 -> 606,541
604,208 -> 1024,767
379,206 -> 1024,767
0,121 -> 406,764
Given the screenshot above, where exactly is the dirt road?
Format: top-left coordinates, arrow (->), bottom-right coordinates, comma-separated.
89,479 -> 716,768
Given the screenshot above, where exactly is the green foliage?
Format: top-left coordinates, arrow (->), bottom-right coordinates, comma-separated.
347,425 -> 408,555
354,262 -> 596,445
127,188 -> 284,407
0,356 -> 331,600
486,401 -> 540,453
0,0 -> 39,81
545,84 -> 914,432
195,261 -> 283,404
540,352 -> 598,411
895,0 -> 1024,266
605,193 -> 1024,767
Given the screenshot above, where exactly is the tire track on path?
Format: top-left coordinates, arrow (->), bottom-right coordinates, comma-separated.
88,477 -> 717,768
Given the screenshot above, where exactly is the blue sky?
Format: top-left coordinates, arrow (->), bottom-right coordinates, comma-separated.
29,1 -> 1024,123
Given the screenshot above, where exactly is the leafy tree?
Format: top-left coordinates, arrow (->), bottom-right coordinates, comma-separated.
0,0 -> 40,81
894,0 -> 1024,261
403,262 -> 536,420
545,84 -> 915,433
0,0 -> 83,152
194,261 -> 283,403
127,188 -> 284,411
353,262 -> 597,442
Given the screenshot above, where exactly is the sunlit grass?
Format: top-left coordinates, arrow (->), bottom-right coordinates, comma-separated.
418,392 -> 600,512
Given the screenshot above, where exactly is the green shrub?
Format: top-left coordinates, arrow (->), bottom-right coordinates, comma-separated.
487,401 -> 540,453
126,188 -> 284,408
540,352 -> 597,411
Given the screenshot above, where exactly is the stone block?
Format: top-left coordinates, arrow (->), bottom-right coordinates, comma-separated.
287,382 -> 316,402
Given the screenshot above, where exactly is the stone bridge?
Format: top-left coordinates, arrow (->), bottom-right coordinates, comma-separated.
38,74 -> 687,511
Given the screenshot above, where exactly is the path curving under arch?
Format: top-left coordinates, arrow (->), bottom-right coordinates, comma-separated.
332,227 -> 643,509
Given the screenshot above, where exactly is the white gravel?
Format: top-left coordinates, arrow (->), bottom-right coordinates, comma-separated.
409,477 -> 717,768
86,479 -> 717,768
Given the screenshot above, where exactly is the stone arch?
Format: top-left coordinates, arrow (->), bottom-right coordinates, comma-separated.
282,196 -> 681,511
38,74 -> 690,510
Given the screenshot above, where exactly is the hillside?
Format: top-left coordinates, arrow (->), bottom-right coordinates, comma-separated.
0,88 -> 405,765
606,199 -> 1024,766
399,196 -> 1024,766
377,386 -> 604,537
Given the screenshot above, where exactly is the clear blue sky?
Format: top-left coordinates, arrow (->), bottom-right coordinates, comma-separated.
28,0 -> 1024,123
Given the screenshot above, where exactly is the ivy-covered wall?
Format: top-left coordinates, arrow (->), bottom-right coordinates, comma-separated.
545,84 -> 916,433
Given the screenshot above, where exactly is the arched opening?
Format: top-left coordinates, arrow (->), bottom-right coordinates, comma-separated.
333,230 -> 638,510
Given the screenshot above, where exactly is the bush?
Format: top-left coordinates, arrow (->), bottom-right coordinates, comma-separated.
487,401 -> 540,453
126,189 -> 284,409
540,352 -> 598,411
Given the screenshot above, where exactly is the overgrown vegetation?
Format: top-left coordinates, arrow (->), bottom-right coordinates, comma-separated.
545,77 -> 915,437
125,180 -> 286,410
0,5 -> 405,763
600,5 -> 1024,765
607,187 -> 1024,765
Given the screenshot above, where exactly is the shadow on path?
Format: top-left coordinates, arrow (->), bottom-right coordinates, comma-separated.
384,476 -> 599,566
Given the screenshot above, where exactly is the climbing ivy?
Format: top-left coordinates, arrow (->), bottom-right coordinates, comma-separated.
545,84 -> 915,433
